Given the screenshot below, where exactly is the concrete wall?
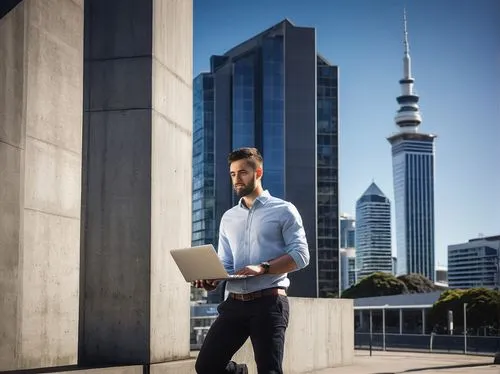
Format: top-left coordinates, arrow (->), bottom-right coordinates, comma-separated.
233,298 -> 354,374
40,298 -> 354,373
0,0 -> 83,370
80,0 -> 192,365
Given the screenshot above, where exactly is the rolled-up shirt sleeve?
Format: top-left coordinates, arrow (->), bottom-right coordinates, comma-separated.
281,204 -> 310,270
217,216 -> 234,274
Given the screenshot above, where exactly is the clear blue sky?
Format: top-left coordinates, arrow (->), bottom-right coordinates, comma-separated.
194,0 -> 500,267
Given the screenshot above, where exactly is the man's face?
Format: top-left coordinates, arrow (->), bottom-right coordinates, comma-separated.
229,159 -> 261,197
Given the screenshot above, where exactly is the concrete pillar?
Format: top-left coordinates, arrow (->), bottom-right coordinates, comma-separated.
79,0 -> 192,365
0,0 -> 84,370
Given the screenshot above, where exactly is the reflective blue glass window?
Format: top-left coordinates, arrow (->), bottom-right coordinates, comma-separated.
262,36 -> 284,198
232,54 -> 255,149
192,74 -> 216,247
316,61 -> 339,296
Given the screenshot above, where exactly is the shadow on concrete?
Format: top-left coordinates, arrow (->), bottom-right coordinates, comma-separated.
0,366 -> 79,374
0,0 -> 22,19
373,362 -> 495,374
404,363 -> 495,372
0,364 -> 142,374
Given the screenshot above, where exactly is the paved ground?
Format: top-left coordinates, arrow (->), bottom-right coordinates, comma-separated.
312,350 -> 497,374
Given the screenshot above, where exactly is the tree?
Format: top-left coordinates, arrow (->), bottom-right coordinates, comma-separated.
429,288 -> 500,333
342,272 -> 408,299
397,273 -> 442,293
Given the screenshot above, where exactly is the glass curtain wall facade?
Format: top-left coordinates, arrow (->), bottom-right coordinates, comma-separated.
340,248 -> 357,291
340,215 -> 356,249
192,73 -> 216,247
317,57 -> 339,296
448,235 -> 500,289
390,134 -> 435,280
232,54 -> 256,150
355,183 -> 392,280
262,36 -> 285,198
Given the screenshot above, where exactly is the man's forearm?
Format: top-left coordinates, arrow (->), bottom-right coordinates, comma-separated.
267,254 -> 298,274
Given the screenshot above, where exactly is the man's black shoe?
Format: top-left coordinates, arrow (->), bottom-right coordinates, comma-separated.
226,361 -> 248,374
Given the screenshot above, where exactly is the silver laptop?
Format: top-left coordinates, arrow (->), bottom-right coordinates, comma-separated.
170,244 -> 252,282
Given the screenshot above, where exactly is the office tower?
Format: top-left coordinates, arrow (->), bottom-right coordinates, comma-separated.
340,214 -> 356,249
435,266 -> 448,286
192,19 -> 339,297
355,182 -> 392,280
387,11 -> 436,280
340,215 -> 356,291
340,248 -> 357,291
192,74 -> 215,247
448,235 -> 500,289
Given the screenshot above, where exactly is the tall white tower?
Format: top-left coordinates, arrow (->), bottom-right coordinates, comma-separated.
387,10 -> 437,280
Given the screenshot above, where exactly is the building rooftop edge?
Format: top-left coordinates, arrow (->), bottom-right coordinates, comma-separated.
222,19 -> 299,58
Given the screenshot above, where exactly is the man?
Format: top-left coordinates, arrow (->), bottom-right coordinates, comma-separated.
194,147 -> 310,374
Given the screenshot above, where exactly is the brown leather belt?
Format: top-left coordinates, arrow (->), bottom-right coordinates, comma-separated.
229,288 -> 287,301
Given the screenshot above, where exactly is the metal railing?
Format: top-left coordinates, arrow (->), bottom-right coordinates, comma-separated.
355,332 -> 500,355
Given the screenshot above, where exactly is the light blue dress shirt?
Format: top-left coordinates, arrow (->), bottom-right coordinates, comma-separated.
217,190 -> 310,294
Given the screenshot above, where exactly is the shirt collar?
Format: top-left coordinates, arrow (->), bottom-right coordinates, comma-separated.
238,190 -> 271,209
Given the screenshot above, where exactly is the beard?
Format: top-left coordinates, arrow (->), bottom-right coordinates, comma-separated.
234,180 -> 256,197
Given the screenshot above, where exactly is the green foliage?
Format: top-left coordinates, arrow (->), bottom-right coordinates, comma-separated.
429,288 -> 500,331
397,273 -> 442,293
342,272 -> 441,299
342,272 -> 408,299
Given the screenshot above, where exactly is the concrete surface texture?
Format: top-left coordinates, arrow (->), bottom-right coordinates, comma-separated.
232,298 -> 354,373
0,0 -> 84,370
36,351 -> 496,374
80,0 -> 192,366
313,351 -> 496,374
39,298 -> 354,373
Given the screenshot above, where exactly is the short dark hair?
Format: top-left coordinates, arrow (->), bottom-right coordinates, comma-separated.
228,147 -> 263,170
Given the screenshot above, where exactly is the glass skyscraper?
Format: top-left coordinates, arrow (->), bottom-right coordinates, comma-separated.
387,12 -> 436,280
340,215 -> 356,291
340,248 -> 356,292
192,20 -> 339,298
317,55 -> 339,296
340,214 -> 356,249
355,183 -> 392,280
192,74 -> 216,247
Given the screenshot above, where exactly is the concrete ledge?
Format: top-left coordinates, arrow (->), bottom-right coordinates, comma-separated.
51,367 -> 142,374
7,360 -> 197,374
7,359 -> 197,374
1,297 -> 352,374
233,297 -> 354,373
4,365 -> 144,374
150,358 -> 196,374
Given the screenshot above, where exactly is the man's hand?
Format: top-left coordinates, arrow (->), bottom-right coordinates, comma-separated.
236,265 -> 266,276
192,279 -> 219,291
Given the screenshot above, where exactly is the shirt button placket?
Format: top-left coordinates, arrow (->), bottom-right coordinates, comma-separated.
243,209 -> 252,292
245,209 -> 252,262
